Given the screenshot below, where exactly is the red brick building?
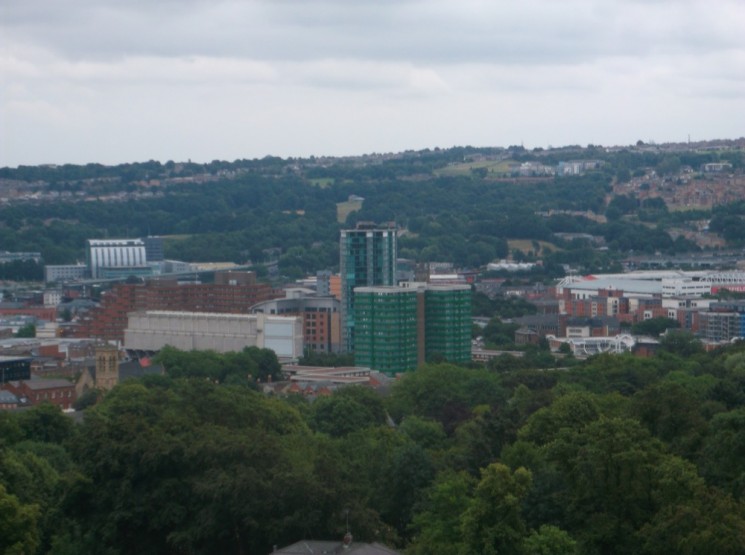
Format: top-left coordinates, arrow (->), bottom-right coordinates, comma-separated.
74,272 -> 281,342
4,379 -> 76,410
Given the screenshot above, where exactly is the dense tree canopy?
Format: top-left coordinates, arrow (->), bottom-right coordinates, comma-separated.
4,341 -> 745,553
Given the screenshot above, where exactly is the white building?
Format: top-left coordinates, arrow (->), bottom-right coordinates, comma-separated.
44,264 -> 87,284
660,278 -> 712,298
43,290 -> 63,307
547,334 -> 637,357
124,311 -> 303,359
86,239 -> 147,279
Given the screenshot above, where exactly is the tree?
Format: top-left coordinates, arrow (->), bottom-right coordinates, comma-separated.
17,403 -> 74,444
547,417 -> 666,553
460,463 -> 532,555
15,323 -> 36,338
660,330 -> 704,357
522,525 -> 578,555
310,386 -> 386,437
637,457 -> 745,554
631,317 -> 679,337
0,484 -> 40,555
699,407 -> 745,497
407,471 -> 475,555
386,364 -> 506,434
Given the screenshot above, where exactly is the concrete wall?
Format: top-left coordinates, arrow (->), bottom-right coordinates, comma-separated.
124,311 -> 302,358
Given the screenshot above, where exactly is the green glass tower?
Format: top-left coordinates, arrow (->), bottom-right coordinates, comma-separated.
425,285 -> 472,364
353,283 -> 472,375
340,222 -> 397,352
353,286 -> 418,374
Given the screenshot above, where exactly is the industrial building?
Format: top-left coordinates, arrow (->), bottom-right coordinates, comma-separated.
124,311 -> 303,359
86,238 -> 148,279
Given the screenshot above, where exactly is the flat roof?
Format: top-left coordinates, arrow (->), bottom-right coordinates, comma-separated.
568,277 -> 662,295
0,355 -> 33,362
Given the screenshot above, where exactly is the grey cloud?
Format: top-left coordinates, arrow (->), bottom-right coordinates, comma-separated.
3,0 -> 742,66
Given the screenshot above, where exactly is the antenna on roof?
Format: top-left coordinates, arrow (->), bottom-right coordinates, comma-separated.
343,508 -> 353,548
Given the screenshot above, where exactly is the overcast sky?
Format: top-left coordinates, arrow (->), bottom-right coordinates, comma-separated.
2,0 -> 744,167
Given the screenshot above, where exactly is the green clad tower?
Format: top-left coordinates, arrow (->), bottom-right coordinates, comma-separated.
354,283 -> 472,375
340,222 -> 397,353
353,286 -> 418,374
425,285 -> 472,364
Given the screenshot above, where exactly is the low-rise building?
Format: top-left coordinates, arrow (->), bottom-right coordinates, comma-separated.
124,311 -> 303,359
4,378 -> 76,410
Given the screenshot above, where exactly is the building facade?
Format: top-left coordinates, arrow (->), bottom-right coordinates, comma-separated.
340,222 -> 397,352
353,284 -> 472,375
699,301 -> 745,342
354,287 -> 418,375
424,285 -> 472,364
0,356 -> 32,384
251,289 -> 341,353
44,264 -> 87,284
74,272 -> 279,342
86,239 -> 147,279
124,311 -> 303,359
3,379 -> 76,410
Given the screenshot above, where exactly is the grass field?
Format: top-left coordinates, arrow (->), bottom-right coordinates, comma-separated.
309,178 -> 334,188
336,199 -> 363,223
434,160 -> 514,177
507,239 -> 559,255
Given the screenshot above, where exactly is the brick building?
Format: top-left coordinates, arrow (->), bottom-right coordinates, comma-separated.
74,272 -> 281,342
4,378 -> 76,410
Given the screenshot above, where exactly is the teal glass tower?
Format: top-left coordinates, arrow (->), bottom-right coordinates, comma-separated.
340,222 -> 397,352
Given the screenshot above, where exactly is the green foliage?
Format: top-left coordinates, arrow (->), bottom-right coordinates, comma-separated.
522,525 -> 578,555
0,259 -> 44,281
407,470 -> 475,555
699,407 -> 745,497
4,326 -> 745,553
631,316 -> 680,337
481,317 -> 520,348
298,350 -> 355,367
386,363 -> 506,433
0,483 -> 40,555
460,463 -> 532,555
15,323 -> 36,338
16,404 -> 74,444
659,330 -> 705,357
472,292 -> 537,319
310,386 -> 386,437
154,345 -> 281,384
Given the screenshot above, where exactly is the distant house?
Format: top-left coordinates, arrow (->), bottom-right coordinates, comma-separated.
270,539 -> 400,555
0,389 -> 19,410
4,378 -> 76,410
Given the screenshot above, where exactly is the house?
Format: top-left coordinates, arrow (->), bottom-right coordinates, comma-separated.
270,539 -> 400,555
0,389 -> 19,410
4,378 -> 76,410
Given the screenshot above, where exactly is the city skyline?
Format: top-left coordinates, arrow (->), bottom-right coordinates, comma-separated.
2,0 -> 744,167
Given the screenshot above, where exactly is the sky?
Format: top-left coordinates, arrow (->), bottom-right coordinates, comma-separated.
1,0 -> 744,167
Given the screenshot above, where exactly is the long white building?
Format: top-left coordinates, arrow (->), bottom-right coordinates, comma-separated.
86,239 -> 147,279
124,311 -> 303,359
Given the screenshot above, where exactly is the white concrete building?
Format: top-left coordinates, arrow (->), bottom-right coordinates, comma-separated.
660,279 -> 712,298
43,290 -> 63,307
124,311 -> 303,359
86,239 -> 147,279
